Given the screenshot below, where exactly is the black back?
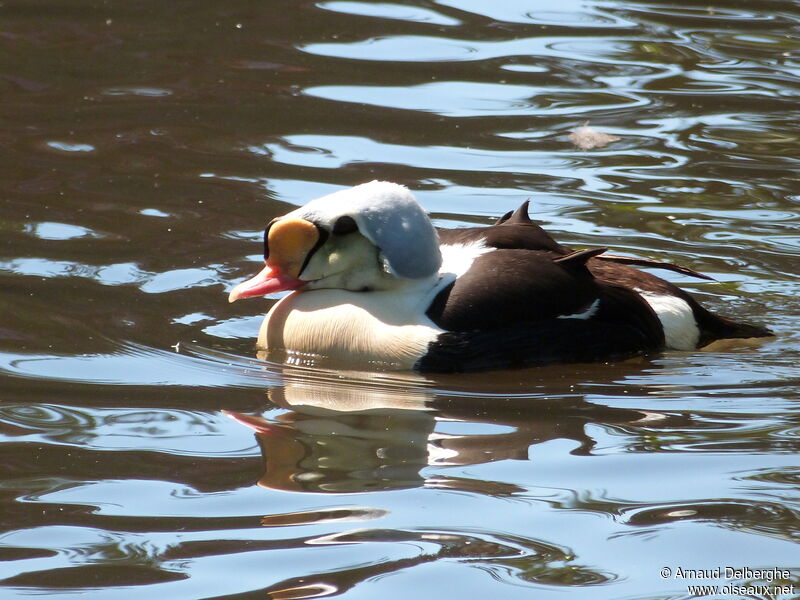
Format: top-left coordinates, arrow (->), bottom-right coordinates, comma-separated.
427,249 -> 601,331
421,200 -> 771,369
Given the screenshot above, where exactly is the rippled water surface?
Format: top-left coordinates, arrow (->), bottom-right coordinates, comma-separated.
2,1 -> 800,598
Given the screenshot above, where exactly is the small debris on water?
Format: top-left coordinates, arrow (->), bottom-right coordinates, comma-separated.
569,122 -> 621,150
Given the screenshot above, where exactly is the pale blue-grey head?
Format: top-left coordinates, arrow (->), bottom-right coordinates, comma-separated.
284,181 -> 442,279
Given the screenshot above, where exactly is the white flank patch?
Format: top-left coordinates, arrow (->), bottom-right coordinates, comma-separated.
637,291 -> 700,350
439,240 -> 493,278
558,298 -> 600,320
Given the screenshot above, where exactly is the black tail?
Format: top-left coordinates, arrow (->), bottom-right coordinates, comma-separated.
692,301 -> 773,347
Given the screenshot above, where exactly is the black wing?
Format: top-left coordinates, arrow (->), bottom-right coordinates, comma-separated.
427,241 -> 662,332
427,248 -> 605,331
434,201 -> 771,350
418,284 -> 665,372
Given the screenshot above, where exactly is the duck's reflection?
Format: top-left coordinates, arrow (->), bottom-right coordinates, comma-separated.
227,364 -> 692,495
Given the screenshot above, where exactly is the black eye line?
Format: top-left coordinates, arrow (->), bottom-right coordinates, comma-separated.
262,219 -> 277,260
262,220 -> 329,275
298,224 -> 329,275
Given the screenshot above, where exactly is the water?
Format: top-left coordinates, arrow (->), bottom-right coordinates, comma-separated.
2,0 -> 799,598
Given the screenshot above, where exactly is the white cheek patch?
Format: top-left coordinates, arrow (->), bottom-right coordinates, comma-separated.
439,241 -> 493,278
301,234 -> 388,291
637,291 -> 700,350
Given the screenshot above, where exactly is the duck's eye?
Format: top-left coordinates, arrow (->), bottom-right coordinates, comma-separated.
332,215 -> 358,236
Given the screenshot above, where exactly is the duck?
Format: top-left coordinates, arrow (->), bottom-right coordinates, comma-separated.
228,180 -> 772,372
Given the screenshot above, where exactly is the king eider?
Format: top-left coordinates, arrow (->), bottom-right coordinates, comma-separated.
228,181 -> 772,372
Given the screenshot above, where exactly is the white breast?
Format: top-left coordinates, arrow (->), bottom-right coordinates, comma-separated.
637,291 -> 700,350
258,281 -> 444,369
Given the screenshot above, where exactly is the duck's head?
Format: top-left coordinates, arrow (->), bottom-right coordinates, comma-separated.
228,181 -> 442,302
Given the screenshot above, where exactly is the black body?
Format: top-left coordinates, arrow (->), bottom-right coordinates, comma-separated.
416,201 -> 772,372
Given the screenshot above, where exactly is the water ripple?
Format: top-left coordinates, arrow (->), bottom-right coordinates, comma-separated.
302,35 -> 656,65
306,81 -> 646,117
319,1 -> 462,26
